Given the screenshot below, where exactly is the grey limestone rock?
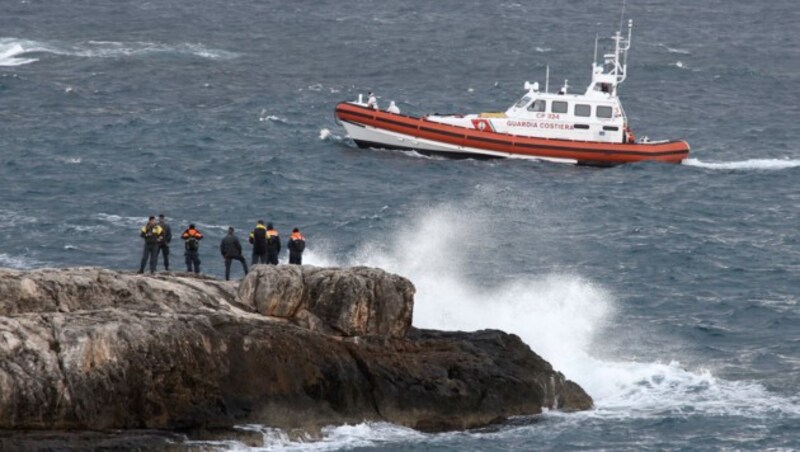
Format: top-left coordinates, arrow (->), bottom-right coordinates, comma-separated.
0,266 -> 592,434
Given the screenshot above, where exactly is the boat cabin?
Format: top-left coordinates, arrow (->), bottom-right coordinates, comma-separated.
500,85 -> 627,143
425,19 -> 636,145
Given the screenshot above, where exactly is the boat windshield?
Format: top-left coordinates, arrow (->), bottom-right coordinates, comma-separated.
513,94 -> 533,109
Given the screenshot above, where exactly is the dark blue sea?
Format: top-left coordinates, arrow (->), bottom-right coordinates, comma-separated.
2,0 -> 799,449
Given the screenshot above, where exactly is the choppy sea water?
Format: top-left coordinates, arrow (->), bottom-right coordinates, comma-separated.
2,0 -> 799,449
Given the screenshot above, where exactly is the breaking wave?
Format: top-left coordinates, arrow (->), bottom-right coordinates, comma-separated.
0,38 -> 44,66
301,196 -> 800,421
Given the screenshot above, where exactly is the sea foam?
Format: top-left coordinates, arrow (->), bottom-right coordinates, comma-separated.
684,158 -> 800,170
301,197 -> 800,421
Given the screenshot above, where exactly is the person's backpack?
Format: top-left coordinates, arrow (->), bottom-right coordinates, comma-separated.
293,239 -> 305,253
185,238 -> 199,252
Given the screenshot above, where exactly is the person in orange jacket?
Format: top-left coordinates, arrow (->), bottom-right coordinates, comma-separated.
265,222 -> 281,265
287,228 -> 306,265
181,224 -> 204,273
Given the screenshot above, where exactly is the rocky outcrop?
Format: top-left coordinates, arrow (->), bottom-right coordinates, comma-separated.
0,266 -> 591,435
237,265 -> 415,338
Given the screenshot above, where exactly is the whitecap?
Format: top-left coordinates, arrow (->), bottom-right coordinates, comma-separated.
0,37 -> 239,65
684,158 -> 800,170
0,253 -> 38,269
259,110 -> 288,123
320,128 -> 348,143
659,43 -> 691,55
0,39 -> 43,66
95,213 -> 149,227
535,46 -> 552,53
0,209 -> 39,225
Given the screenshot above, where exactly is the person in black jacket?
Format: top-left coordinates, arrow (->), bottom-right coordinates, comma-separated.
265,222 -> 281,265
138,216 -> 163,274
287,228 -> 305,265
157,214 -> 173,271
220,227 -> 248,280
249,220 -> 268,265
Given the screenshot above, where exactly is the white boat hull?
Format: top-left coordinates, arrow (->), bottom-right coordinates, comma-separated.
340,121 -> 578,164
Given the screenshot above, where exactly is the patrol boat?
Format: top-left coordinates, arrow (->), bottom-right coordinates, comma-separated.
335,20 -> 690,166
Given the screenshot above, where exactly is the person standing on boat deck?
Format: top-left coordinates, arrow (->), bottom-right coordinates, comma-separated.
181,224 -> 204,274
220,227 -> 248,280
266,222 -> 281,265
625,126 -> 636,144
287,228 -> 306,265
157,214 -> 172,271
249,220 -> 268,265
138,216 -> 163,274
367,91 -> 378,109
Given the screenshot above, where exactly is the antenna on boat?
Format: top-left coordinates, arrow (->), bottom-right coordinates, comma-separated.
545,65 -> 550,93
584,13 -> 633,96
619,0 -> 627,34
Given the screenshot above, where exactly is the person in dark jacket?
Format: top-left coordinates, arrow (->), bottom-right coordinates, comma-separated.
287,228 -> 305,265
138,216 -> 163,274
220,227 -> 248,280
181,224 -> 204,274
249,220 -> 268,265
265,222 -> 281,265
157,213 -> 173,271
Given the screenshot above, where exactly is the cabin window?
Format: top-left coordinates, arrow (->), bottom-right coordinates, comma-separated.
528,100 -> 546,112
575,104 -> 591,117
552,101 -> 568,114
597,106 -> 613,119
514,94 -> 532,109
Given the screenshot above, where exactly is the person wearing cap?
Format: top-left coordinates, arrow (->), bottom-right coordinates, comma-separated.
138,216 -> 164,274
265,222 -> 281,265
220,227 -> 248,280
157,214 -> 173,271
287,228 -> 306,265
181,224 -> 204,274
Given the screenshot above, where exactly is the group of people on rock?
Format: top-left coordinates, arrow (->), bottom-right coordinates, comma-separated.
138,215 -> 306,280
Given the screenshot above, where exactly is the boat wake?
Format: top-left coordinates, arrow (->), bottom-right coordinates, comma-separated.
683,158 -> 800,170
0,37 -> 238,66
